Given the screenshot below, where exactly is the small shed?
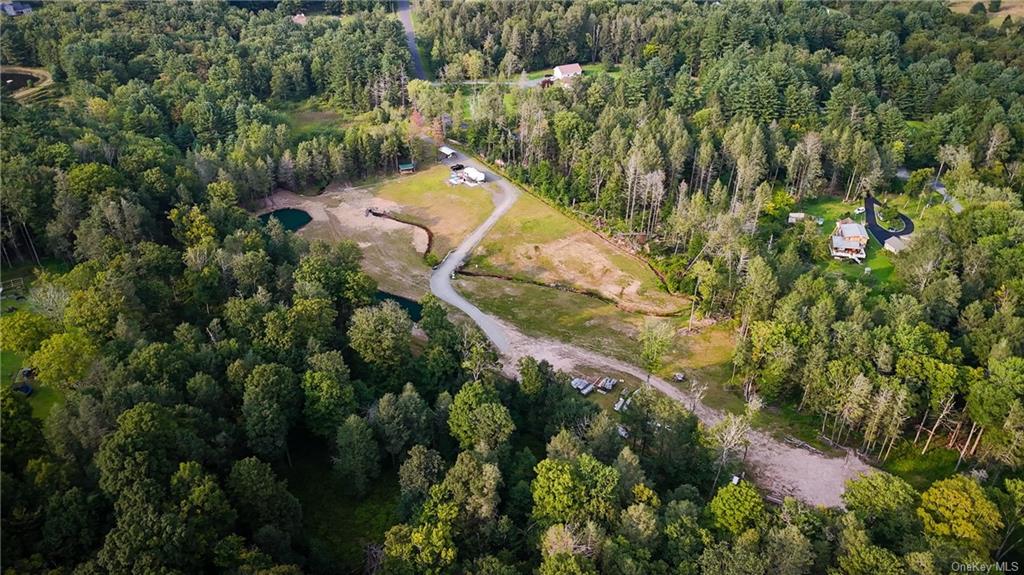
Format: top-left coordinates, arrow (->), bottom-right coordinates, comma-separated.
291,13 -> 308,25
439,146 -> 456,159
399,161 -> 415,174
787,212 -> 806,224
2,2 -> 32,16
884,235 -> 911,254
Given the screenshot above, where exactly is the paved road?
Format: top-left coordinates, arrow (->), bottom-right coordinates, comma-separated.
896,167 -> 963,214
440,77 -> 548,88
931,179 -> 964,214
394,1 -> 551,89
865,195 -> 914,244
429,153 -> 520,352
395,0 -> 426,80
428,145 -> 875,507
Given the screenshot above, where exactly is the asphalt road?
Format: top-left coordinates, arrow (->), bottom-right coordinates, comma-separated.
395,0 -> 426,80
429,152 -> 520,352
865,195 -> 914,244
931,179 -> 964,214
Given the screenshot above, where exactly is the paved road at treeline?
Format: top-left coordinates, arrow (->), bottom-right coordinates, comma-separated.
395,0 -> 426,81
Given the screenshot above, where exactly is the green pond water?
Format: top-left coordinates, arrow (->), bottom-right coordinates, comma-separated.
260,208 -> 312,231
374,291 -> 423,322
1,71 -> 37,93
257,208 -> 420,321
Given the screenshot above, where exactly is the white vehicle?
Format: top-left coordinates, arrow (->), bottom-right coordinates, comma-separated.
854,206 -> 866,215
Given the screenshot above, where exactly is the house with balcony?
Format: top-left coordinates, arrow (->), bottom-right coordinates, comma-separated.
830,218 -> 869,262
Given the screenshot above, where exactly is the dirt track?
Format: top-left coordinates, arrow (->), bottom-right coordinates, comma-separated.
431,146 -> 877,508
1,66 -> 54,101
498,322 -> 875,507
261,157 -> 878,508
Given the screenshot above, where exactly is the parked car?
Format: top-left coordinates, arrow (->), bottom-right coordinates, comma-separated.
673,372 -> 687,382
450,163 -> 465,171
854,206 -> 866,215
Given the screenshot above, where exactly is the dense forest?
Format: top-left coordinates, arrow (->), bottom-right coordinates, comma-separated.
1,1 -> 1022,574
409,0 -> 1023,477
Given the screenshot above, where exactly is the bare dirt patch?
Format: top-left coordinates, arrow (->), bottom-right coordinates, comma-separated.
260,187 -> 429,255
469,193 -> 687,315
258,187 -> 430,299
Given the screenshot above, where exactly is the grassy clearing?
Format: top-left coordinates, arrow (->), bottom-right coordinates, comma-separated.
374,165 -> 496,256
794,195 -> 861,235
513,62 -> 621,81
949,0 -> 1024,26
456,273 -> 739,410
1,260 -> 71,419
2,314 -> 65,420
287,437 -> 401,572
467,192 -> 685,314
456,275 -> 649,361
574,364 -> 643,413
277,97 -> 375,143
794,196 -> 895,287
880,442 -> 959,491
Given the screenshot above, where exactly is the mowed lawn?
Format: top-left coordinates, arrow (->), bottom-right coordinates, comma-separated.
795,192 -> 949,289
466,192 -> 687,315
1,260 -> 70,419
794,196 -> 895,286
456,273 -> 738,400
374,165 -> 496,256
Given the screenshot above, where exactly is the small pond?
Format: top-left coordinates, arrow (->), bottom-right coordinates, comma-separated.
259,208 -> 312,232
374,290 -> 423,322
1,71 -> 37,94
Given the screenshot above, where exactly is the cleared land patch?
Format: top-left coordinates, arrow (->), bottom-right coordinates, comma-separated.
950,0 -> 1024,26
794,196 -> 895,286
258,186 -> 429,299
0,260 -> 71,419
256,168 -> 495,299
456,274 -> 735,385
376,165 -> 496,256
466,192 -> 687,315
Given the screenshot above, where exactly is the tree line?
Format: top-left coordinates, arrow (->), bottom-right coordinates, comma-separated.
405,0 -> 1023,481
1,1 -> 1022,573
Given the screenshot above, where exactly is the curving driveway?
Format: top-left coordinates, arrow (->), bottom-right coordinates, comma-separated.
429,153 -> 519,352
865,195 -> 914,244
428,145 -> 875,507
397,11 -> 876,505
